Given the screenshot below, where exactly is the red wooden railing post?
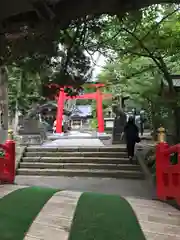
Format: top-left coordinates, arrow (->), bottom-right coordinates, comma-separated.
156,141 -> 169,200
155,126 -> 180,204
5,139 -> 15,183
0,130 -> 15,184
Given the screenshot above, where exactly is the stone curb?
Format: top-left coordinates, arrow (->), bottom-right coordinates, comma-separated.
16,145 -> 27,170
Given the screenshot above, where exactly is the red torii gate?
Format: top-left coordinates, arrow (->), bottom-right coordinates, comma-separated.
51,83 -> 112,133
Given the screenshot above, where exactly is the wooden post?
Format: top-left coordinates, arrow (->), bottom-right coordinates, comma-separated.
156,126 -> 168,200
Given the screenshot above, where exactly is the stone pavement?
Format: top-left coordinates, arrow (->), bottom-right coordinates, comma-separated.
42,138 -> 104,147
0,185 -> 180,239
16,130 -> 154,199
13,131 -> 180,239
16,176 -> 153,199
43,131 -> 106,147
25,190 -> 81,240
41,130 -> 153,147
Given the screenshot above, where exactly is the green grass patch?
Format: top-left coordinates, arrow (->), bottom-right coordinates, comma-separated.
68,192 -> 146,240
0,186 -> 59,240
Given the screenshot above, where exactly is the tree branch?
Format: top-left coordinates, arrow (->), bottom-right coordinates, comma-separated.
88,28 -> 123,52
121,27 -> 174,91
141,6 -> 180,42
115,46 -> 151,58
120,65 -> 157,80
62,20 -> 82,73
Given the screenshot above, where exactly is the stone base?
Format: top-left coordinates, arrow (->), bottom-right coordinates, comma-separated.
112,140 -> 126,145
0,130 -> 8,144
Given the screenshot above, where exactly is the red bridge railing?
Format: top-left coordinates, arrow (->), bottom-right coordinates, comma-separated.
0,139 -> 15,184
156,139 -> 180,204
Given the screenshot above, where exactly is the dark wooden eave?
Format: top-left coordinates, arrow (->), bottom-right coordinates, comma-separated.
1,0 -> 180,33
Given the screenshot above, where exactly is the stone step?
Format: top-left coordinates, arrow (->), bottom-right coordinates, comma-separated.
22,156 -> 129,164
26,146 -> 126,153
24,151 -> 127,158
25,151 -> 127,157
17,168 -> 144,179
19,162 -> 141,171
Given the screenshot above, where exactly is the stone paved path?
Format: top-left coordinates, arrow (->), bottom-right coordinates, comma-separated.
43,131 -> 107,147
15,176 -> 153,199
0,184 -> 26,198
42,138 -> 104,147
0,185 -> 180,239
127,197 -> 180,239
25,190 -> 81,240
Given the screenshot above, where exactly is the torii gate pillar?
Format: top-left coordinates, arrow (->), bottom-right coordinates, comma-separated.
56,88 -> 64,134
96,88 -> 104,133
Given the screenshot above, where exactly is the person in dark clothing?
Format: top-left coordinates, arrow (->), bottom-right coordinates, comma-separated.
123,116 -> 139,162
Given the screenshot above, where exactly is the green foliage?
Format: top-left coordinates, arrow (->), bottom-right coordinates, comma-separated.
8,65 -> 44,115
95,4 -> 180,140
170,153 -> 178,165
6,17 -> 107,115
0,151 -> 4,157
96,5 -> 180,91
90,118 -> 98,129
5,3 -> 180,135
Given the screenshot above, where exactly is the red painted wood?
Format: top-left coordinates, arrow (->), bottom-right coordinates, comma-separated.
56,88 -> 65,133
64,93 -> 96,100
156,142 -> 180,203
0,140 -> 15,184
53,84 -> 112,134
96,88 -> 104,133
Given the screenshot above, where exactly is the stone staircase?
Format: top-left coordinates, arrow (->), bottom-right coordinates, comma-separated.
16,146 -> 144,179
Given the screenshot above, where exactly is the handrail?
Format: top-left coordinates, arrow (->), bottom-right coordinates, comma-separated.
163,144 -> 180,155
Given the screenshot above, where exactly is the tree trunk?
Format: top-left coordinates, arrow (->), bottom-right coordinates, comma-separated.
0,66 -> 8,143
14,69 -> 23,134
